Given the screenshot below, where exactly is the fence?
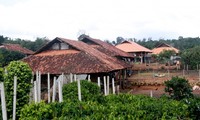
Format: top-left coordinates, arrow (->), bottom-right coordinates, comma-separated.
130,69 -> 200,86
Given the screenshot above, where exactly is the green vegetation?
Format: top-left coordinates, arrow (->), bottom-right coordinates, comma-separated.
164,77 -> 193,100
0,49 -> 25,67
181,46 -> 200,69
20,79 -> 199,120
4,61 -> 32,119
63,80 -> 101,102
20,94 -> 200,119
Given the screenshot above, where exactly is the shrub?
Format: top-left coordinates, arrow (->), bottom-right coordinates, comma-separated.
62,80 -> 101,102
19,94 -> 190,119
4,61 -> 32,119
20,101 -> 52,120
164,77 -> 193,100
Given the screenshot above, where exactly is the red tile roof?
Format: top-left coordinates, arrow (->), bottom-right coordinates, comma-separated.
152,43 -> 179,54
0,44 -> 34,55
115,41 -> 152,53
78,35 -> 133,58
23,37 -> 130,74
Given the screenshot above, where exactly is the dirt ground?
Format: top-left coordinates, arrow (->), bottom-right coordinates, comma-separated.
127,63 -> 200,97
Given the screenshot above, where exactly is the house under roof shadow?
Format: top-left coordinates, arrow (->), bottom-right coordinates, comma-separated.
23,37 -> 130,88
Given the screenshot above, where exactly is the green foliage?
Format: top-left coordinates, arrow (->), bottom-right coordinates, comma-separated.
182,97 -> 200,120
62,80 -> 101,102
164,77 -> 193,100
4,61 -> 32,119
0,49 -> 25,67
0,67 -> 4,82
20,94 -> 191,119
181,46 -> 200,69
20,101 -> 53,120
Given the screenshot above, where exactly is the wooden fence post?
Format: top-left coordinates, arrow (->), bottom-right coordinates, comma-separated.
150,90 -> 153,97
47,73 -> 50,103
12,76 -> 17,120
52,77 -> 57,102
77,79 -> 81,101
0,82 -> 7,120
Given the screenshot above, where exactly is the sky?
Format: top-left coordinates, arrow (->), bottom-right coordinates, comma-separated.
0,0 -> 200,41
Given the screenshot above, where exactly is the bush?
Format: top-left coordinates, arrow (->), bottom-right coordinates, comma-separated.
182,97 -> 200,120
20,94 -> 191,119
62,80 -> 101,102
164,77 -> 193,100
4,61 -> 32,119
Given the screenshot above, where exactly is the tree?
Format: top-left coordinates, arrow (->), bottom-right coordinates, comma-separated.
157,50 -> 176,63
164,77 -> 193,100
116,36 -> 124,45
0,35 -> 5,44
181,46 -> 200,69
0,49 -> 25,67
4,61 -> 32,119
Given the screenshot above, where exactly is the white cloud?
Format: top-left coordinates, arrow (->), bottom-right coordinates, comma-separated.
0,0 -> 200,41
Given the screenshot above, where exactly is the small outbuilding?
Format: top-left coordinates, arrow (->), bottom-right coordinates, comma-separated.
152,43 -> 179,55
115,40 -> 152,63
0,43 -> 34,55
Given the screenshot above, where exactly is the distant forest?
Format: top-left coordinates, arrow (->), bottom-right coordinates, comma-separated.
1,35 -> 200,52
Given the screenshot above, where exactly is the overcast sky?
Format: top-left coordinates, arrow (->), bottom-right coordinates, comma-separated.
0,0 -> 200,41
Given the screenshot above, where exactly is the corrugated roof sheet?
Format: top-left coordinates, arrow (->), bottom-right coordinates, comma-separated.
23,37 -> 130,74
115,41 -> 152,53
0,44 -> 34,55
79,36 -> 133,58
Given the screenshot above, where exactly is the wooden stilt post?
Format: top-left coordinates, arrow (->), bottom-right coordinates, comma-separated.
88,75 -> 91,82
74,74 -> 77,81
103,76 -> 107,95
0,82 -> 7,120
29,79 -> 33,103
107,76 -> 109,95
47,73 -> 50,103
70,73 -> 73,83
13,76 -> 17,120
77,79 -> 81,101
116,85 -> 120,94
34,81 -> 37,103
97,77 -> 100,87
58,80 -> 63,102
199,70 -> 200,82
112,78 -> 115,94
52,77 -> 57,102
61,73 -> 64,87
